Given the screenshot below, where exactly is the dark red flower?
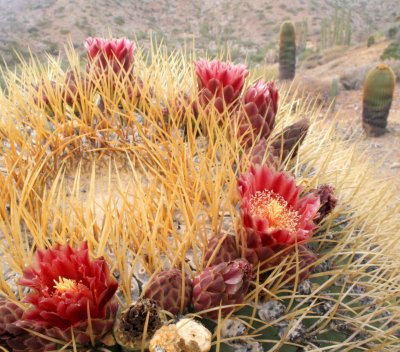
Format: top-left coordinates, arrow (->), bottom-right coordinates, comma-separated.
238,165 -> 320,267
18,242 -> 118,345
249,137 -> 279,167
0,298 -> 57,351
249,118 -> 310,167
203,234 -> 240,268
33,71 -> 94,111
310,184 -> 338,223
63,70 -> 95,106
192,259 -> 253,319
238,80 -> 279,147
194,59 -> 249,113
143,269 -> 192,315
85,37 -> 135,74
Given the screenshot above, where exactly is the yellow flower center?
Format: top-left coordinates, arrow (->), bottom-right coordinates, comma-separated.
249,190 -> 300,235
53,277 -> 79,293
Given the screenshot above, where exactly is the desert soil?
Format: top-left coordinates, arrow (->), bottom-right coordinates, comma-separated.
328,86 -> 400,192
300,41 -> 400,194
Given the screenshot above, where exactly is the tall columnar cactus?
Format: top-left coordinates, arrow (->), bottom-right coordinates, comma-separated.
279,21 -> 296,80
362,64 -> 395,136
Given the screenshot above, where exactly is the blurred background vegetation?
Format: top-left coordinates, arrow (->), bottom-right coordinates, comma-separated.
0,0 -> 399,68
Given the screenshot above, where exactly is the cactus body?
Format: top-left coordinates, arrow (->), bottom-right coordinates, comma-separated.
362,64 -> 395,136
279,21 -> 296,80
331,78 -> 339,110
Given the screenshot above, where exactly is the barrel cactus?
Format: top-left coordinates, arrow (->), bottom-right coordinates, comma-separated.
362,64 -> 395,136
0,37 -> 399,352
279,21 -> 296,80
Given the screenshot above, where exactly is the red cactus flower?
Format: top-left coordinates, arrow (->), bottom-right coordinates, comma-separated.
238,80 -> 279,147
17,242 -> 118,346
194,59 -> 249,113
85,37 -> 135,74
238,165 -> 320,267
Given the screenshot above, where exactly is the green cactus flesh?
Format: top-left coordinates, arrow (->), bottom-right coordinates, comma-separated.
362,64 -> 395,136
200,215 -> 400,351
279,21 -> 296,80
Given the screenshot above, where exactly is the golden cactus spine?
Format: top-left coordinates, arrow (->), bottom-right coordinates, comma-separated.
362,64 -> 395,136
279,21 -> 296,80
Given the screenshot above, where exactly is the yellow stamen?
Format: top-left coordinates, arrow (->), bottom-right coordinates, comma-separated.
249,190 -> 300,235
53,277 -> 79,293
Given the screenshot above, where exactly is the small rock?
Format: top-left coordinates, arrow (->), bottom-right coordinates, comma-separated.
390,163 -> 400,169
176,318 -> 212,352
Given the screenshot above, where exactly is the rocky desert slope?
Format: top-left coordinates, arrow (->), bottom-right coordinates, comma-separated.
292,40 -> 400,194
0,0 -> 399,66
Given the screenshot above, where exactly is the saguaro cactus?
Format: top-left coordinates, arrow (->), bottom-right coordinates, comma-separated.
362,64 -> 395,136
279,21 -> 296,80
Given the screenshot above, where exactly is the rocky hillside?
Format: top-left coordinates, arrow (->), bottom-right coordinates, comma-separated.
0,0 -> 399,66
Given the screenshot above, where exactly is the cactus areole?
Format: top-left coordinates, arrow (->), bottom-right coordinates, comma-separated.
279,21 -> 296,80
362,64 -> 395,136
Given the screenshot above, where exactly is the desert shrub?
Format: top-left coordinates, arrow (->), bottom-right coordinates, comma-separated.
298,48 -> 314,61
114,16 -> 125,26
28,27 -> 39,34
248,48 -> 266,64
293,75 -> 336,106
381,42 -> 400,60
367,35 -> 375,47
388,26 -> 398,39
301,52 -> 323,69
339,65 -> 371,90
